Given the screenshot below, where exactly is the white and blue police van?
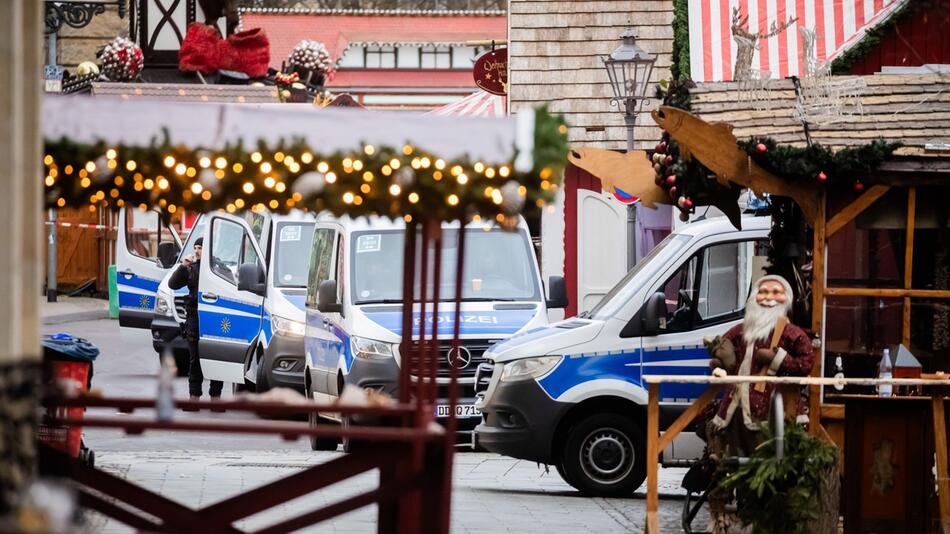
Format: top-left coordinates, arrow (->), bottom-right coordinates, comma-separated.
146,210 -> 316,391
474,215 -> 770,496
302,215 -> 567,451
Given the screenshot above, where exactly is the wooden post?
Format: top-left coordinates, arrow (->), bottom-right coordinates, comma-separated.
646,382 -> 660,534
932,395 -> 950,534
810,190 -> 826,435
903,187 -> 916,347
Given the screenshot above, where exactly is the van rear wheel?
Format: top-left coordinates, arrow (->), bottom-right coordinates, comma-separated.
559,413 -> 645,496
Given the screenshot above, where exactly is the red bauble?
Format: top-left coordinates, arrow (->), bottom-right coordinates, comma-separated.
683,198 -> 694,209
655,142 -> 667,154
665,155 -> 674,165
665,175 -> 676,186
817,171 -> 827,182
668,186 -> 678,199
853,181 -> 865,192
755,143 -> 767,153
654,176 -> 663,186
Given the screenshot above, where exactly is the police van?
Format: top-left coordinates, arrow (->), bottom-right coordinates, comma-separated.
142,209 -> 316,391
474,215 -> 770,496
303,215 -> 567,451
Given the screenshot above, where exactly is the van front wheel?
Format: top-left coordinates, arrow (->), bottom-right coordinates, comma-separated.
559,413 -> 645,496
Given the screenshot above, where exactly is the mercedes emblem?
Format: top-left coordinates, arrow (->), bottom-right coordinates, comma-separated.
447,346 -> 473,369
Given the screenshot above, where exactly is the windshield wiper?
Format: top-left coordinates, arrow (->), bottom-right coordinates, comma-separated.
577,311 -> 590,318
356,299 -> 405,305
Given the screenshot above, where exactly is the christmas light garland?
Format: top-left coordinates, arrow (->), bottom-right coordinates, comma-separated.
43,108 -> 569,224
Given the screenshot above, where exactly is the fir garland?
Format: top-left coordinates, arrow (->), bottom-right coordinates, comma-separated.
43,107 -> 568,224
829,0 -> 921,74
671,0 -> 691,81
739,137 -> 901,191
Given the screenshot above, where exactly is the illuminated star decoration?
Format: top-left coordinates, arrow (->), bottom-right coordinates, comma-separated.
220,318 -> 231,334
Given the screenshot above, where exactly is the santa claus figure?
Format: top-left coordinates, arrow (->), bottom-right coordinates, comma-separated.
706,274 -> 815,453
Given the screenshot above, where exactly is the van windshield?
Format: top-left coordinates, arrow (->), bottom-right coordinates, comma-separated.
588,233 -> 691,320
273,223 -> 316,287
351,228 -> 541,304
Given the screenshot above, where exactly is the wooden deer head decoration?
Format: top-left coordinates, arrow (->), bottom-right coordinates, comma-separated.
731,7 -> 796,81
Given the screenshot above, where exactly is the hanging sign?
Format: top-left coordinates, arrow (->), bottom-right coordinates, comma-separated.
473,48 -> 507,96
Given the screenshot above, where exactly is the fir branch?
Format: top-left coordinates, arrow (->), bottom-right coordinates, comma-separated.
671,0 -> 691,81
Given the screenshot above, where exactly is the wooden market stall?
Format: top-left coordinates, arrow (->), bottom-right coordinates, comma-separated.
635,72 -> 950,533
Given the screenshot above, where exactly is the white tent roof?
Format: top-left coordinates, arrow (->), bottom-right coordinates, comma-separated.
43,96 -> 527,165
428,91 -> 505,118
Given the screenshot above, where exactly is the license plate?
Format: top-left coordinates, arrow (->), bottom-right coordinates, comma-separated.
435,404 -> 482,418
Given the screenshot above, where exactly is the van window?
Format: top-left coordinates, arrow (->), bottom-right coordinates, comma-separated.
652,239 -> 768,332
210,218 -> 250,285
274,223 -> 316,287
125,207 -> 175,260
306,228 -> 336,307
349,228 -> 541,305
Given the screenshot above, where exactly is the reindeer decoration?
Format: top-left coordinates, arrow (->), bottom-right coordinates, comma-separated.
731,7 -> 796,81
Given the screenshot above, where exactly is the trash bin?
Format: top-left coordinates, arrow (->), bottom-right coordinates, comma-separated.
39,333 -> 99,461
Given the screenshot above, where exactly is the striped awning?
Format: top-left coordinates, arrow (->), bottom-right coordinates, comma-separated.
689,0 -> 908,82
427,90 -> 505,117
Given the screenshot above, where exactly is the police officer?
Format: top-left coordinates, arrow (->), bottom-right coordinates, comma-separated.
169,237 -> 223,408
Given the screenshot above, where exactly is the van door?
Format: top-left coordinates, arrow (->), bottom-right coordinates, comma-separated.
116,207 -> 181,328
197,214 -> 266,383
640,238 -> 768,456
577,190 -> 628,314
305,225 -> 340,401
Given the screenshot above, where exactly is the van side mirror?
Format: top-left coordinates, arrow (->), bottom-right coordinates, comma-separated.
641,292 -> 668,335
157,242 -> 180,268
237,263 -> 266,296
317,280 -> 342,313
546,276 -> 568,309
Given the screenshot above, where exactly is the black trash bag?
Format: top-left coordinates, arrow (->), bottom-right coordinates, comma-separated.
42,333 -> 99,362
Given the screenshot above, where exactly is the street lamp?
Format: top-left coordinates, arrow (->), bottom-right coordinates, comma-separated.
602,28 -> 656,270
602,28 -> 656,151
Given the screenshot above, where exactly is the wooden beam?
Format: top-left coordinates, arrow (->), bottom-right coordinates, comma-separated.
657,385 -> 722,452
824,287 -> 950,299
933,395 -> 950,534
645,382 -> 660,534
903,188 -> 916,347
826,185 -> 891,238
810,191 -> 826,435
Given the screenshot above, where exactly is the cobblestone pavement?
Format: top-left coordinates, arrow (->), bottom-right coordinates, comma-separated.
83,450 -> 706,533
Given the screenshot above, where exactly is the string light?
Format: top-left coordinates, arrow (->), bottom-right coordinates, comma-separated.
474,162 -> 485,173
80,177 -> 91,188
353,160 -> 364,171
56,198 -> 66,207
235,199 -> 245,208
343,192 -> 355,204
44,155 -> 54,166
457,174 -> 468,185
275,182 -> 287,193
274,152 -> 285,163
144,179 -> 154,190
64,165 -> 73,175
163,156 -> 175,168
317,161 -> 329,173
114,176 -> 124,186
326,172 -> 337,183
174,163 -> 187,175
214,169 -> 225,179
49,168 -> 58,178
201,191 -> 212,201
85,161 -> 96,173
404,214 -> 412,222
389,184 -> 401,196
191,183 -> 203,194
45,176 -> 54,186
199,156 -> 211,168
485,168 -> 496,178
382,165 -> 392,176
157,177 -> 169,190
402,145 -> 413,155
362,171 -> 373,182
264,176 -> 276,188
447,194 -> 459,206
269,199 -> 279,209
301,152 -> 314,164
260,162 -> 273,174
389,159 -> 401,169
450,165 -> 463,176
360,184 -> 371,194
186,167 -> 197,178
499,166 -> 510,177
215,157 -> 227,169
408,192 -> 419,204
251,152 -> 263,163
107,150 -> 118,160
107,159 -> 118,170
420,157 -> 431,169
491,189 -> 503,204
232,163 -> 243,173
353,195 -> 363,206
125,160 -> 137,171
433,171 -> 443,181
435,159 -> 446,170
243,182 -> 255,194
364,145 -> 375,156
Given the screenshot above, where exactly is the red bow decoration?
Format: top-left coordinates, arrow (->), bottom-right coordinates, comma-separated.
179,23 -> 270,78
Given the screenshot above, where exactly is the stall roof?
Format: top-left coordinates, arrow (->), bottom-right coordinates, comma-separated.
689,73 -> 950,153
91,83 -> 279,103
42,96 -> 526,165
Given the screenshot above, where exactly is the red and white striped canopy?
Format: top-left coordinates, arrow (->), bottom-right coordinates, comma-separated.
689,0 -> 908,82
428,91 -> 506,117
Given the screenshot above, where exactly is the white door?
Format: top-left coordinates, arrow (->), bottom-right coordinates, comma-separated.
576,190 -> 629,314
197,214 -> 265,383
116,207 -> 181,328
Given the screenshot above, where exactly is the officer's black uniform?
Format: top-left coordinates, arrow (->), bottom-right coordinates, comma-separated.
168,238 -> 223,399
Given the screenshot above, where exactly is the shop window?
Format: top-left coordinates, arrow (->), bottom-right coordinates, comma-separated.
420,46 -> 452,69
912,186 -> 950,290
365,46 -> 397,68
910,299 -> 950,373
827,188 -> 906,289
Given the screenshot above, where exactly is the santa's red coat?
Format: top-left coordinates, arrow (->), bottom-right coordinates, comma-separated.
714,322 -> 815,425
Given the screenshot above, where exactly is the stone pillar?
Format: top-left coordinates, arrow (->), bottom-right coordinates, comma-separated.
0,0 -> 44,516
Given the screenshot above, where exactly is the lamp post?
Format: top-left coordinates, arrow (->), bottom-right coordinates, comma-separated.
602,28 -> 656,269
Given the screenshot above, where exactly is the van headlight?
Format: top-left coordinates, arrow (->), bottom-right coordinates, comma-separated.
154,292 -> 172,316
351,336 -> 394,360
272,315 -> 306,337
500,356 -> 562,382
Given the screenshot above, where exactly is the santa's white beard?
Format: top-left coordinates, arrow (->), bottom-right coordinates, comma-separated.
742,299 -> 789,345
